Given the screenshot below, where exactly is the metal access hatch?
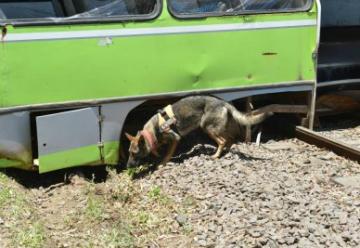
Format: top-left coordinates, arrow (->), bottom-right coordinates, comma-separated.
36,108 -> 102,173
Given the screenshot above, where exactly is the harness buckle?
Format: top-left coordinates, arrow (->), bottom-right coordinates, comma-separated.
160,117 -> 177,133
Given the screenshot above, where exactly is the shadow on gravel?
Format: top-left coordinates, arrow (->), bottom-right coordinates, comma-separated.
229,148 -> 269,162
0,116 -> 296,188
317,113 -> 360,131
0,165 -> 109,189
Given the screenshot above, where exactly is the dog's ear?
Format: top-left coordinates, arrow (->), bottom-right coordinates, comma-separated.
138,133 -> 145,145
125,132 -> 135,141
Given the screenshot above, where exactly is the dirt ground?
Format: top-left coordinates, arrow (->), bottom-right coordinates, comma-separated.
0,117 -> 359,248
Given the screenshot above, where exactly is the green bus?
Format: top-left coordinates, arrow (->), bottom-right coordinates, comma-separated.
0,0 -> 320,173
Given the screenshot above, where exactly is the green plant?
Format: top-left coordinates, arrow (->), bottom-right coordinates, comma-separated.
103,225 -> 134,248
15,222 -> 45,248
148,186 -> 161,198
85,194 -> 104,221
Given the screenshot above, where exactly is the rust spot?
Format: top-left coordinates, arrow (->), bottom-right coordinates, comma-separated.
262,52 -> 278,56
1,26 -> 7,42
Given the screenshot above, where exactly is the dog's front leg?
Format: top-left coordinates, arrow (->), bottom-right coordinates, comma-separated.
162,131 -> 181,166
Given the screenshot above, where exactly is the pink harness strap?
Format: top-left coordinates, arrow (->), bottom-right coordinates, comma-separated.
140,130 -> 158,156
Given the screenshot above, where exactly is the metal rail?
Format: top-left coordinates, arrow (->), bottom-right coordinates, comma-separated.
295,126 -> 360,163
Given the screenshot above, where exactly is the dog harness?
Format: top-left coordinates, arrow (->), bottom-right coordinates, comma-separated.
140,105 -> 178,157
157,105 -> 177,133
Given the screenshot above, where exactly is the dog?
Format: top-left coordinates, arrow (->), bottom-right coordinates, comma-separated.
125,96 -> 272,168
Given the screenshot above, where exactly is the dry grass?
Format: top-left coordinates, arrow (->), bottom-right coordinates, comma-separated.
0,168 -> 193,248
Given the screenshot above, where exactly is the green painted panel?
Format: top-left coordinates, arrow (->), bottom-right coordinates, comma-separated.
0,158 -> 32,170
39,145 -> 101,173
0,8 -> 317,108
1,26 -> 316,107
103,141 -> 121,165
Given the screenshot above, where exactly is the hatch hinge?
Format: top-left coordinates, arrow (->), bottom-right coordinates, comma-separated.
1,25 -> 7,41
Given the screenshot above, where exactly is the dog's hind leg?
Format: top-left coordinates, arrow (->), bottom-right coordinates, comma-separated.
200,107 -> 228,159
207,132 -> 227,159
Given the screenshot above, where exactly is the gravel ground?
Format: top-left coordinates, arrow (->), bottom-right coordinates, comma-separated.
317,117 -> 360,149
140,137 -> 360,247
1,118 -> 359,247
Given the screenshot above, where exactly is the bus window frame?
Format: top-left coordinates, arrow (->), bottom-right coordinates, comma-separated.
167,0 -> 314,19
0,0 -> 162,26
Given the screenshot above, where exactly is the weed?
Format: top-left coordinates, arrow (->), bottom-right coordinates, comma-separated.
126,168 -> 137,179
63,210 -> 80,227
85,194 -> 104,221
148,186 -> 161,198
148,186 -> 172,206
182,196 -> 197,208
126,165 -> 151,179
15,222 -> 45,248
11,194 -> 28,219
137,211 -> 150,224
182,224 -> 193,235
0,182 -> 28,219
103,224 -> 135,248
0,186 -> 11,207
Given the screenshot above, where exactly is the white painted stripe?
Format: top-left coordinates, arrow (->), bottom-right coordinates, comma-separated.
5,19 -> 316,42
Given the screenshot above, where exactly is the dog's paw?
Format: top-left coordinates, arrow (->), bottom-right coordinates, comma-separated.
211,155 -> 220,160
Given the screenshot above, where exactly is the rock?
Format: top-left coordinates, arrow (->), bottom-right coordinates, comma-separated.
353,200 -> 360,207
0,217 -> 4,225
299,229 -> 310,237
175,214 -> 187,226
246,228 -> 263,238
331,175 -> 360,188
307,223 -> 317,233
339,213 -> 348,225
319,152 -> 336,160
197,239 -> 207,247
208,223 -> 217,232
263,142 -> 298,151
310,157 -> 326,167
248,216 -> 258,225
285,237 -> 296,245
258,237 -> 268,245
267,239 -> 278,248
341,231 -> 352,242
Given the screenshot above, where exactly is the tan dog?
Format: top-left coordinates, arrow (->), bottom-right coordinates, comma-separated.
125,96 -> 272,168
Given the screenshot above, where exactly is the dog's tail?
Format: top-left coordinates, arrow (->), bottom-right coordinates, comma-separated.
225,103 -> 273,126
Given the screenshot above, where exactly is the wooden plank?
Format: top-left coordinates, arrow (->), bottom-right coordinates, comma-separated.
295,126 -> 360,163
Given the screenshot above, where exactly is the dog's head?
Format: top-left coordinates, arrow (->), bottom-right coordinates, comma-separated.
125,132 -> 152,168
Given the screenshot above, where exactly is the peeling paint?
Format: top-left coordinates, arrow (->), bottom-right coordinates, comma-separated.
262,52 -> 278,56
0,141 -> 33,170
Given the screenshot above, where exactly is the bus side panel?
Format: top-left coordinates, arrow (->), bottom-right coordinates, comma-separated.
36,108 -> 102,173
100,101 -> 144,165
1,13 -> 317,108
0,112 -> 33,170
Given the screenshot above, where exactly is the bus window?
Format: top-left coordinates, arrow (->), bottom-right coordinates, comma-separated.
0,0 -> 158,23
168,0 -> 312,17
0,1 -> 63,19
71,0 -> 157,18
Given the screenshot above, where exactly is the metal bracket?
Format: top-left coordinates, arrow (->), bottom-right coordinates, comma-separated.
1,25 -> 7,41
